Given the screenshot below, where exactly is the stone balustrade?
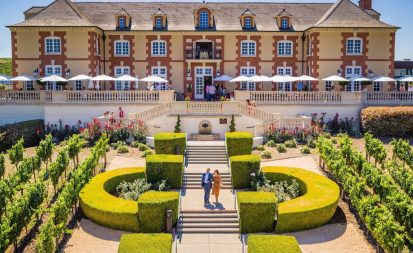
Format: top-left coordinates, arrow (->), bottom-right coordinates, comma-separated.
363,91 -> 413,105
263,116 -> 312,133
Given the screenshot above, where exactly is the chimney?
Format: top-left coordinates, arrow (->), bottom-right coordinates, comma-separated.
359,0 -> 372,10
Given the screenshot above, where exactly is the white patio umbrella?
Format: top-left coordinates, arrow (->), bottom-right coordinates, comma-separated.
91,75 -> 116,81
322,75 -> 349,82
399,76 -> 413,82
40,75 -> 68,82
116,75 -> 139,82
373,76 -> 396,82
213,75 -> 234,82
249,75 -> 272,82
295,75 -> 318,81
0,75 -> 10,82
140,75 -> 168,83
271,75 -> 296,83
350,77 -> 371,82
68,74 -> 92,81
229,75 -> 251,82
11,74 -> 36,82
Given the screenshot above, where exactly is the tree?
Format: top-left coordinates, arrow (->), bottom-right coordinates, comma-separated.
229,114 -> 236,132
0,154 -> 5,179
67,135 -> 81,168
7,138 -> 24,169
36,135 -> 54,173
174,115 -> 181,133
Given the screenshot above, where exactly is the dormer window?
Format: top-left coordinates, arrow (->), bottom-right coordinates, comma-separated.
156,17 -> 163,29
119,17 -> 126,28
199,10 -> 209,28
152,8 -> 166,30
245,17 -> 252,29
281,17 -> 289,29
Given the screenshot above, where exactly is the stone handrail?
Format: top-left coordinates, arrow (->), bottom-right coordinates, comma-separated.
364,91 -> 413,105
263,116 -> 312,133
186,102 -> 223,115
0,90 -> 42,103
237,102 -> 281,122
64,90 -> 162,103
130,102 -> 173,122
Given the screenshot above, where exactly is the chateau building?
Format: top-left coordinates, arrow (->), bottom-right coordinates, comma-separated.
8,0 -> 397,98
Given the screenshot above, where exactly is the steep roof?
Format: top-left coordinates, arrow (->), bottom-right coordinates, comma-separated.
12,0 -> 92,27
10,0 -> 396,31
315,0 -> 394,28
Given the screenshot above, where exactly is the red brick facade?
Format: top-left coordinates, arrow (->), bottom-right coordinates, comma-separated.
145,35 -> 173,87
306,32 -> 320,91
108,34 -> 135,90
235,35 -> 262,90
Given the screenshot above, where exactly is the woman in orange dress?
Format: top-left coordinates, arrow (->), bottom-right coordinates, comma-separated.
212,170 -> 222,203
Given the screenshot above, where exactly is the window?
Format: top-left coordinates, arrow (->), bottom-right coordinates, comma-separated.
373,81 -> 381,92
155,17 -> 163,29
244,17 -> 252,29
24,81 -> 34,91
241,41 -> 256,56
325,81 -> 333,91
277,67 -> 292,91
345,66 -> 362,91
307,36 -> 312,56
199,10 -> 209,28
152,67 -> 168,90
346,38 -> 362,55
281,17 -> 289,29
151,40 -> 167,56
278,41 -> 293,56
45,37 -> 61,54
119,17 -> 126,28
114,67 -> 130,90
45,65 -> 62,91
95,37 -> 99,55
240,67 -> 256,91
114,40 -> 129,56
75,80 -> 82,91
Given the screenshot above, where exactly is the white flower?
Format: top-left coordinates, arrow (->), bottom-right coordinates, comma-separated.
250,172 -> 256,177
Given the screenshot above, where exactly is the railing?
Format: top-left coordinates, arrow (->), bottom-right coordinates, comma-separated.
364,91 -> 413,105
0,91 -> 42,103
65,90 -> 161,103
237,102 -> 281,122
247,91 -> 344,104
263,116 -> 312,133
186,48 -> 222,60
130,102 -> 173,122
186,102 -> 223,115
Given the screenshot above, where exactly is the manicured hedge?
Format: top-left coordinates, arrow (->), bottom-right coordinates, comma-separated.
138,191 -> 179,233
146,154 -> 184,188
79,167 -> 146,232
248,235 -> 301,253
237,192 -> 277,233
118,233 -> 172,253
154,132 -> 186,155
226,132 -> 253,157
0,120 -> 44,151
361,107 -> 413,136
230,155 -> 261,189
262,166 -> 339,233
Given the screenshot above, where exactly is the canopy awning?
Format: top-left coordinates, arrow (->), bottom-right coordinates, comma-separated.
322,75 -> 349,82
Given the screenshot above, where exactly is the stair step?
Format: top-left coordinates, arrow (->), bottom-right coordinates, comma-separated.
181,218 -> 239,223
188,162 -> 228,164
187,146 -> 226,149
179,223 -> 239,228
177,227 -> 239,233
183,186 -> 232,189
181,214 -> 238,218
181,209 -> 237,214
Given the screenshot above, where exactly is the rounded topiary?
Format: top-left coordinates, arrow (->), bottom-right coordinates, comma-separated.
300,145 -> 311,154
256,145 -> 265,151
262,166 -> 339,233
276,144 -> 287,153
138,143 -> 149,151
266,140 -> 276,147
141,150 -> 154,158
284,139 -> 297,148
261,151 -> 272,159
117,145 -> 129,153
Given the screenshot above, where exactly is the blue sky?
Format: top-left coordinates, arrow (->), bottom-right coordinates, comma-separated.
0,0 -> 412,60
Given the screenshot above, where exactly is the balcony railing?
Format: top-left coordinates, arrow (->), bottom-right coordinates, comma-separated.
186,49 -> 222,60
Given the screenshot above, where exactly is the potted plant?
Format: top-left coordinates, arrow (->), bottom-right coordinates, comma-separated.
185,84 -> 193,100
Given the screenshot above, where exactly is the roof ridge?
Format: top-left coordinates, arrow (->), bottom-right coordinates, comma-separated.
314,0 -> 343,26
63,0 -> 92,24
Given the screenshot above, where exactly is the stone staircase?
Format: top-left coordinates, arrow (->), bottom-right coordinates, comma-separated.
182,172 -> 233,189
186,145 -> 228,164
177,210 -> 239,234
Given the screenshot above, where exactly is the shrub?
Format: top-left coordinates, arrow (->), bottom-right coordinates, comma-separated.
226,132 -> 253,157
111,140 -> 126,149
174,115 -> 181,133
116,178 -> 152,201
230,155 -> 261,189
266,140 -> 276,147
256,145 -> 265,151
257,177 -> 300,203
361,107 -> 413,136
79,168 -> 146,232
117,145 -> 129,154
248,235 -> 301,253
307,139 -> 316,149
262,167 -> 339,233
131,141 -> 140,148
229,114 -> 236,132
277,144 -> 287,153
300,146 -> 311,154
284,139 -> 297,148
0,120 -> 44,152
146,154 -> 183,188
141,150 -> 153,158
261,151 -> 272,159
118,233 -> 172,253
237,192 -> 277,233
154,132 -> 186,155
138,143 -> 149,151
138,191 -> 179,232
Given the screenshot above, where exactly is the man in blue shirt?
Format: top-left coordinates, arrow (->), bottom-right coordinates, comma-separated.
201,168 -> 213,205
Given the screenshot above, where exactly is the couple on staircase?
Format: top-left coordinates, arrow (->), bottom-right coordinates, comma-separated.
201,168 -> 222,206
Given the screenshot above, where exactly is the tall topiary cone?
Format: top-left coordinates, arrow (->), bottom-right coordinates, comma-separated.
229,114 -> 236,132
174,115 -> 181,133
